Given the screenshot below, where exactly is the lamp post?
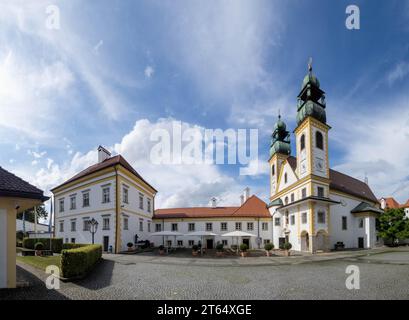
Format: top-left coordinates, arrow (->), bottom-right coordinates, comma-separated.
88,218 -> 99,244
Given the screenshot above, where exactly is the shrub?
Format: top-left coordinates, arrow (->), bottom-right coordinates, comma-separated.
192,245 -> 199,252
159,245 -> 165,251
16,240 -> 23,247
283,242 -> 292,250
216,243 -> 224,251
62,243 -> 88,250
231,245 -> 238,251
264,243 -> 274,251
60,244 -> 102,279
127,242 -> 134,248
34,242 -> 44,251
240,243 -> 248,252
23,238 -> 63,253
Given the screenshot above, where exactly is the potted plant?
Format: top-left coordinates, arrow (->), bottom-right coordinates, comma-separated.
127,242 -> 134,252
192,245 -> 199,256
216,243 -> 224,257
283,242 -> 292,256
240,243 -> 249,257
34,242 -> 44,256
264,243 -> 274,256
158,245 -> 165,255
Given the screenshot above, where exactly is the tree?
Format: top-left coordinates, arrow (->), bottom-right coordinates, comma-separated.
377,208 -> 409,245
16,205 -> 48,223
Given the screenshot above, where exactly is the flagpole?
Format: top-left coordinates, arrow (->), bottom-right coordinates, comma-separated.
34,206 -> 38,239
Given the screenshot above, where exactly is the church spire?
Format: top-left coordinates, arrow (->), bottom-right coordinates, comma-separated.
296,58 -> 327,126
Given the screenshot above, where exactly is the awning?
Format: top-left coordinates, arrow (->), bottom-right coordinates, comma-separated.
221,231 -> 257,237
185,231 -> 218,237
351,202 -> 384,215
149,231 -> 184,237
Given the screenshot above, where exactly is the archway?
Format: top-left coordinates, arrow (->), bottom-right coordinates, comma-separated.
300,230 -> 309,252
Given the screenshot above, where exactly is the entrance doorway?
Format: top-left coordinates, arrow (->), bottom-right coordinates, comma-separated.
242,238 -> 250,248
103,236 -> 109,252
206,239 -> 214,249
301,231 -> 310,251
358,237 -> 364,249
279,237 -> 286,248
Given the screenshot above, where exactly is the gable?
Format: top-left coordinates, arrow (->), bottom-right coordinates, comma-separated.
277,160 -> 299,193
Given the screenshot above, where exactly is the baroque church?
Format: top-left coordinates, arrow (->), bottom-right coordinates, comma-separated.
267,62 -> 383,253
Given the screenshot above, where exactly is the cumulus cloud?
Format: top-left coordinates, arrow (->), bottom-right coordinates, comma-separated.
330,97 -> 409,202
21,118 -> 261,208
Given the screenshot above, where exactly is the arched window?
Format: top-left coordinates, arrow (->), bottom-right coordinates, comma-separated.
300,134 -> 305,150
272,164 -> 275,176
316,131 -> 324,150
284,173 -> 288,184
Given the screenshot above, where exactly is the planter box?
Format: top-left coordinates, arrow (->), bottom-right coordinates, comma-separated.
241,251 -> 249,257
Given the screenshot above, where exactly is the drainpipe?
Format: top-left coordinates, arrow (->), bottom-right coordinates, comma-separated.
162,218 -> 165,246
257,218 -> 260,249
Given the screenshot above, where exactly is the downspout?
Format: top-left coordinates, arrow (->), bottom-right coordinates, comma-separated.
115,166 -> 120,254
257,218 -> 260,249
162,218 -> 165,246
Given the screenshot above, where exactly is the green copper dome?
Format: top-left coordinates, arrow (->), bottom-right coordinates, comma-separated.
270,115 -> 291,157
302,73 -> 320,89
274,116 -> 286,131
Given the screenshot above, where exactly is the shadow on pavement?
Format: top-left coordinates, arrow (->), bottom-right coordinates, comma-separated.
0,265 -> 70,300
73,259 -> 115,290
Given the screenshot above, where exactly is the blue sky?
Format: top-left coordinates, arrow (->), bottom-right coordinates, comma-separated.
1,0 -> 409,213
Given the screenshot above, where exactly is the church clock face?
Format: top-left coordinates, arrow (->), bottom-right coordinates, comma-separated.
315,158 -> 324,172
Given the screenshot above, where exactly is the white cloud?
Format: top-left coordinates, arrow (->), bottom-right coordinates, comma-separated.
21,118 -> 260,208
144,66 -> 154,78
330,97 -> 409,203
387,62 -> 409,85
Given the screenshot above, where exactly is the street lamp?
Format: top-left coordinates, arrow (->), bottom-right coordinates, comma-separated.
88,218 -> 99,244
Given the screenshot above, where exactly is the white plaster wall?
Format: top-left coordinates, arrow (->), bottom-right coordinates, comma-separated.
56,210 -> 116,250
150,219 -> 273,249
329,193 -> 370,249
16,219 -> 49,232
311,127 -> 327,178
277,162 -> 298,193
0,209 -> 7,288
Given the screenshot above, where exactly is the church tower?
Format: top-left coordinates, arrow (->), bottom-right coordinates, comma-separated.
294,60 -> 330,182
269,114 -> 290,197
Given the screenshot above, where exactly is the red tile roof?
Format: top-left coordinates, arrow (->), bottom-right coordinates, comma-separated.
154,195 -> 270,219
51,155 -> 157,192
286,156 -> 378,203
400,199 -> 409,208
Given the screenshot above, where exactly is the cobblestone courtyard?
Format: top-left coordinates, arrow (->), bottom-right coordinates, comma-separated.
1,248 -> 408,300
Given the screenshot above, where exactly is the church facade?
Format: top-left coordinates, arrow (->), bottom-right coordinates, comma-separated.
267,63 -> 383,253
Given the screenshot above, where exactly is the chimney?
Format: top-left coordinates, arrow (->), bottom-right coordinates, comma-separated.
244,187 -> 250,202
211,197 -> 217,208
98,145 -> 111,163
240,194 -> 245,206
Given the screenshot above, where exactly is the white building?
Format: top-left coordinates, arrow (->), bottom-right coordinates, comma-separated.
267,63 -> 383,252
16,219 -> 50,233
152,192 -> 272,249
51,146 -> 157,253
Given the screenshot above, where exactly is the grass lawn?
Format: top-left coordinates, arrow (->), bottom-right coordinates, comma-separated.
16,255 -> 61,271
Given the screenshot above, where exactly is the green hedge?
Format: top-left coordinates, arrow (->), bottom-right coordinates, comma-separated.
61,244 -> 102,279
62,243 -> 88,250
23,238 -> 63,253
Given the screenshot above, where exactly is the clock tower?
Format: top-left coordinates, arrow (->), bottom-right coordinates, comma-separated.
294,60 -> 330,181
269,114 -> 291,197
